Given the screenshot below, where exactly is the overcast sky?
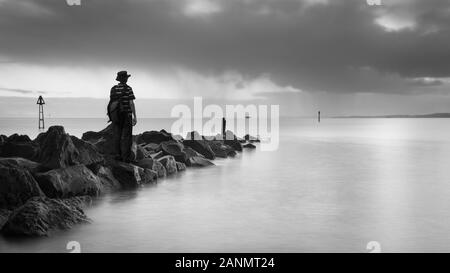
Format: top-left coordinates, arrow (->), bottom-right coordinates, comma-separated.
0,0 -> 449,117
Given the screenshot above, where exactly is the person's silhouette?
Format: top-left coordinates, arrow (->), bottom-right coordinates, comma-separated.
108,71 -> 137,162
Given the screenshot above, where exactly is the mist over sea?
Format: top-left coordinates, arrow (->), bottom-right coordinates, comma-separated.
2,117 -> 450,252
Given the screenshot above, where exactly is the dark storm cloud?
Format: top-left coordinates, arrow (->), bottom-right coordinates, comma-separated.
0,0 -> 449,94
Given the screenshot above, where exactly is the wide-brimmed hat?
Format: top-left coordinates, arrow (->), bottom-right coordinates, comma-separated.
116,71 -> 131,81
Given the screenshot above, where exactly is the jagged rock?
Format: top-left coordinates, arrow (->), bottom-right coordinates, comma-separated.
224,131 -> 243,152
0,165 -> 44,209
34,126 -> 104,170
82,124 -> 114,142
34,165 -> 103,198
157,155 -> 178,175
243,143 -> 256,149
134,144 -> 151,161
35,126 -> 79,170
70,136 -> 104,166
176,162 -> 187,172
183,147 -> 203,158
150,151 -> 165,160
160,141 -> 187,163
186,156 -> 215,167
109,161 -> 156,188
136,130 -> 173,145
0,209 -> 10,230
141,143 -> 160,153
88,164 -> 122,192
183,136 -> 215,160
8,134 -> 32,143
136,158 -> 166,178
81,124 -> 115,155
2,196 -> 91,236
208,141 -> 236,158
0,134 -> 40,161
0,157 -> 42,173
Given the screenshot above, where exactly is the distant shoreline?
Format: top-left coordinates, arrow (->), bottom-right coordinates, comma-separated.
332,113 -> 450,119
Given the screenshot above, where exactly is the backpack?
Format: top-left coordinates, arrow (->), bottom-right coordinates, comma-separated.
107,99 -> 120,123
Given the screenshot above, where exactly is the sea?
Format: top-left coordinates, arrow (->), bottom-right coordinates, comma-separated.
1,117 -> 450,252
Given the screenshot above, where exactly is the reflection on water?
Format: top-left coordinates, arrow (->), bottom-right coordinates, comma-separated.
1,118 -> 450,252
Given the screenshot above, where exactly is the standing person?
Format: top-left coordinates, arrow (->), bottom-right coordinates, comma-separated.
108,71 -> 137,163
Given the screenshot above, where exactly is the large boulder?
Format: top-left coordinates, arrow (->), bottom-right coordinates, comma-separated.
0,165 -> 44,209
82,124 -> 115,155
87,164 -> 122,192
183,139 -> 215,160
176,162 -> 187,172
208,141 -> 236,158
160,141 -> 187,163
243,143 -> 256,149
133,144 -> 151,161
2,196 -> 91,236
186,156 -> 215,168
141,143 -> 160,153
136,130 -> 173,145
157,155 -> 178,175
34,165 -> 103,198
70,136 -> 104,166
0,157 -> 43,173
35,126 -> 104,170
0,134 -> 40,161
136,158 -> 166,178
109,161 -> 157,188
35,126 -> 79,170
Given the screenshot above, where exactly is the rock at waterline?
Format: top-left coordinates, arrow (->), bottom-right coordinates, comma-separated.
186,156 -> 215,168
136,158 -> 166,178
160,141 -> 188,163
34,165 -> 103,198
244,134 -> 261,143
2,196 -> 91,236
176,162 -> 187,172
208,141 -> 236,158
243,143 -> 256,149
109,160 -> 157,188
85,164 -> 123,192
183,139 -> 216,160
157,155 -> 178,175
224,131 -> 243,152
0,164 -> 44,209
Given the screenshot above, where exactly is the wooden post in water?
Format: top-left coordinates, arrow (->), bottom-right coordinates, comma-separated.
37,96 -> 45,129
222,117 -> 226,140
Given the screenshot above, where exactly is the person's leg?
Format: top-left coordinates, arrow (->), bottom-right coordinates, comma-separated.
120,113 -> 133,162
